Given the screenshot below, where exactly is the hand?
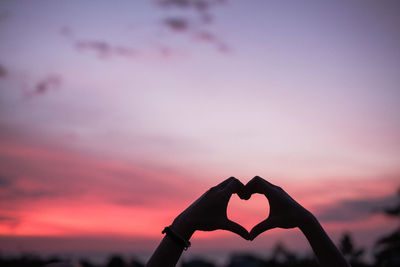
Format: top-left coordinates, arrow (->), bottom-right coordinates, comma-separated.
246,176 -> 312,240
172,177 -> 250,240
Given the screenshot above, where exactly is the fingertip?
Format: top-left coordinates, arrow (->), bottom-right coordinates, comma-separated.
249,219 -> 273,240
240,188 -> 252,200
236,185 -> 249,200
224,220 -> 250,240
241,232 -> 251,241
249,228 -> 263,241
248,230 -> 258,241
216,177 -> 239,190
224,178 -> 245,195
241,193 -> 251,200
245,176 -> 264,195
237,231 -> 250,241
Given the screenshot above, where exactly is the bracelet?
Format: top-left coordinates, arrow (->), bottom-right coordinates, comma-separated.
162,226 -> 191,250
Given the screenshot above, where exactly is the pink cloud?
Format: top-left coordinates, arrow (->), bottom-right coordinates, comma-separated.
0,137 -> 206,238
0,128 -> 398,253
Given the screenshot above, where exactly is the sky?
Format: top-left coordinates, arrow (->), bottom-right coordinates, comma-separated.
0,0 -> 399,262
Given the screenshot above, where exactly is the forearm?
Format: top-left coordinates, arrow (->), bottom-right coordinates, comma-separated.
146,235 -> 186,267
299,213 -> 350,267
146,219 -> 195,267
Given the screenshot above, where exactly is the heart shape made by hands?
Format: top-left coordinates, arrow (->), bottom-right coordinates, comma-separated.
227,191 -> 270,232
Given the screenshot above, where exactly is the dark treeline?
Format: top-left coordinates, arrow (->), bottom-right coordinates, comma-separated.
1,229 -> 398,267
1,190 -> 399,267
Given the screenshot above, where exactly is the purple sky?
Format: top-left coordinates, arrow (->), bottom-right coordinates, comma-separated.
0,0 -> 399,262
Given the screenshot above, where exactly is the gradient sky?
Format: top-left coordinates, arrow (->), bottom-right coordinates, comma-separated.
0,0 -> 399,262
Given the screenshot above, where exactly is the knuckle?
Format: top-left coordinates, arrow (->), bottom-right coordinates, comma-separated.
275,186 -> 283,191
228,176 -> 238,183
209,186 -> 218,192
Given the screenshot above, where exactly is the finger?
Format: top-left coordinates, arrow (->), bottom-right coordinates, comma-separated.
208,177 -> 237,193
222,219 -> 250,240
245,176 -> 276,196
221,178 -> 246,198
256,176 -> 278,187
215,177 -> 238,190
249,218 -> 275,241
240,176 -> 263,200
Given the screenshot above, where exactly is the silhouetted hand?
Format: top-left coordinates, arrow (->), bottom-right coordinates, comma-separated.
172,177 -> 250,240
246,176 -> 312,240
148,176 -> 350,267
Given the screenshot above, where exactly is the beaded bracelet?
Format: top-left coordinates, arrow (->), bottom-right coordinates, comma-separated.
162,226 -> 191,250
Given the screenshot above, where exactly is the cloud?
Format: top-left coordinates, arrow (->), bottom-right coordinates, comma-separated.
157,45 -> 174,57
60,0 -> 229,61
155,0 -> 230,53
193,0 -> 211,11
0,65 -> 63,98
155,0 -> 223,11
113,46 -> 137,58
75,40 -> 137,59
196,31 -> 215,42
163,17 -> 189,32
0,172 -> 77,209
59,26 -> 74,38
0,134 -> 209,236
317,193 -> 399,222
59,27 -> 138,60
195,31 -> 231,53
76,40 -> 112,57
155,0 -> 225,23
22,74 -> 62,98
0,136 -> 203,211
34,75 -> 62,94
0,215 -> 20,228
161,19 -> 230,53
156,0 -> 191,8
0,175 -> 12,187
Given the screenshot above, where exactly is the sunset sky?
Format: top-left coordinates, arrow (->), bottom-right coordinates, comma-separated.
0,0 -> 399,262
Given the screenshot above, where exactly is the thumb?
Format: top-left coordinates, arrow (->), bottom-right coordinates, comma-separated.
222,219 -> 250,240
249,218 -> 275,241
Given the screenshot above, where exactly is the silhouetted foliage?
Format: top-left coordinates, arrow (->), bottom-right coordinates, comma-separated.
80,258 -> 99,267
271,242 -> 297,264
374,188 -> 400,267
130,258 -> 145,267
339,232 -> 365,266
182,258 -> 216,267
382,189 -> 400,217
0,254 -> 60,267
107,255 -> 128,267
226,253 -> 265,267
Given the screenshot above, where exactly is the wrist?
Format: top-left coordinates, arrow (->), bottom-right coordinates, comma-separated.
298,210 -> 318,231
171,215 -> 196,241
